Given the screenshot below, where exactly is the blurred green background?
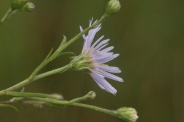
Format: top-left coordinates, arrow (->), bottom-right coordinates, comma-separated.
0,0 -> 184,122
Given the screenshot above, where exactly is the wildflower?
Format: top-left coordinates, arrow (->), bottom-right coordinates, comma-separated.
76,19 -> 123,95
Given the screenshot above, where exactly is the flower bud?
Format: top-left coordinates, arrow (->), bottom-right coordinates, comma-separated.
11,0 -> 28,10
11,0 -> 35,11
105,0 -> 121,15
115,107 -> 138,122
87,91 -> 96,99
22,2 -> 35,11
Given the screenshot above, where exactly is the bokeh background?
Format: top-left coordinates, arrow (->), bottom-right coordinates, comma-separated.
0,0 -> 184,122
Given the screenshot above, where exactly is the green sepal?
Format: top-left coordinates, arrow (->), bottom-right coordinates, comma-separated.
0,104 -> 18,112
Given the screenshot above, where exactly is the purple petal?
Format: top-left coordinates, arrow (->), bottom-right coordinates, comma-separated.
90,71 -> 117,94
85,27 -> 101,49
96,43 -> 108,51
94,39 -> 110,50
98,70 -> 123,82
89,18 -> 93,26
91,36 -> 104,48
100,46 -> 114,53
80,26 -> 86,39
93,54 -> 119,64
92,52 -> 114,60
95,65 -> 121,73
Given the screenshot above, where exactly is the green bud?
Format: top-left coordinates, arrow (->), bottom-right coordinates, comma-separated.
22,2 -> 35,11
115,107 -> 138,122
11,0 -> 28,10
11,0 -> 35,11
87,91 -> 96,99
105,0 -> 121,15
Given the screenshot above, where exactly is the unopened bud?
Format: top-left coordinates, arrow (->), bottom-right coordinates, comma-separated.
105,0 -> 121,15
11,0 -> 35,11
22,2 -> 35,11
11,0 -> 28,10
115,107 -> 138,122
87,91 -> 96,99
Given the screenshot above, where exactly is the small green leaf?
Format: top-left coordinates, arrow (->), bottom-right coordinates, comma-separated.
0,104 -> 18,112
60,35 -> 67,46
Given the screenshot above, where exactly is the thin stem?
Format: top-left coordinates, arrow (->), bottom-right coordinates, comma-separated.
31,97 -> 116,117
0,8 -> 16,24
70,91 -> 95,103
0,91 -> 62,100
1,64 -> 70,92
28,48 -> 53,79
33,64 -> 69,80
71,102 -> 116,116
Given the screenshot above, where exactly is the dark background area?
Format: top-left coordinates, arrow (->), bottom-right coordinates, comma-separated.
0,0 -> 183,122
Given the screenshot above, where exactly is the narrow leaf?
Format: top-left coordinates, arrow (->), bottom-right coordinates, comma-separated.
60,35 -> 67,46
0,104 -> 18,111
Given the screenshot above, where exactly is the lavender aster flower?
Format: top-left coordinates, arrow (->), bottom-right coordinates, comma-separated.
74,19 -> 123,95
